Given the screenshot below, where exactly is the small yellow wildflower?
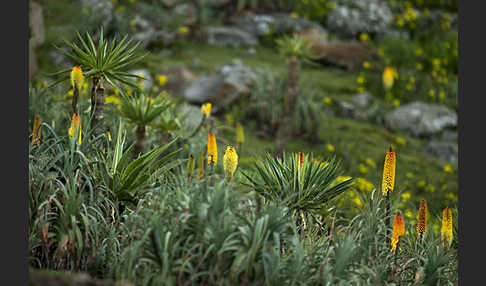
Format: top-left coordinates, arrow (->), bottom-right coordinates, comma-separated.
401,192 -> 411,202
359,163 -> 368,174
395,136 -> 406,145
428,90 -> 435,98
356,76 -> 365,85
178,26 -> 189,35
290,12 -> 299,19
439,91 -> 446,100
326,144 -> 335,152
356,87 -> 365,93
416,63 -> 423,70
365,158 -> 376,168
105,96 -> 121,105
353,197 -> 363,207
425,185 -> 435,193
404,210 -> 413,219
156,74 -> 167,86
393,99 -> 400,107
363,61 -> 371,69
359,33 -> 369,42
323,97 -> 333,105
443,164 -> 453,173
417,180 -> 426,188
414,48 -> 423,56
406,172 -> 414,179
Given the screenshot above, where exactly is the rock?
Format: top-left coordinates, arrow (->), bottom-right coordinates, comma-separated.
384,102 -> 457,137
184,75 -> 223,103
311,42 -> 376,70
177,103 -> 204,135
205,27 -> 259,47
29,1 -> 45,48
297,27 -> 329,46
334,100 -> 367,120
441,130 -> 458,142
173,3 -> 195,17
80,0 -> 114,31
157,65 -> 196,97
352,92 -> 373,109
183,60 -> 258,107
325,0 -> 393,39
130,15 -> 156,49
159,0 -> 184,8
421,141 -> 458,163
231,12 -> 326,37
49,50 -> 73,69
127,69 -> 153,91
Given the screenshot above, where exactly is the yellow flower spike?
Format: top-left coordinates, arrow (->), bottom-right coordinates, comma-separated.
223,146 -> 238,182
107,130 -> 112,142
187,154 -> 195,179
207,132 -> 218,166
32,115 -> 41,145
416,200 -> 428,238
197,152 -> 205,180
201,103 -> 212,118
70,66 -> 85,90
382,147 -> 396,195
382,67 -> 395,91
236,123 -> 245,144
68,113 -> 82,145
391,214 -> 405,252
441,207 -> 453,248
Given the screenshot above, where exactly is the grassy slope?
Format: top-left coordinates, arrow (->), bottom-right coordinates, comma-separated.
141,42 -> 458,218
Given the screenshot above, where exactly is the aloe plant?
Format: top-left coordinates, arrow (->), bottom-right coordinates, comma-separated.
242,152 -> 354,219
53,27 -> 148,137
118,91 -> 171,156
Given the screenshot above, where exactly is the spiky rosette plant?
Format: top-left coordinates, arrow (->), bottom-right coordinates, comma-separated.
275,34 -> 316,153
242,152 -> 354,220
52,27 -> 148,137
118,91 -> 171,156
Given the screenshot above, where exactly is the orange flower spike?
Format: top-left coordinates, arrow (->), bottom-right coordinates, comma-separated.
296,152 -> 305,168
207,132 -> 218,166
416,200 -> 428,237
391,214 -> 405,252
441,207 -> 453,248
68,113 -> 82,145
32,115 -> 41,145
382,147 -> 396,195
